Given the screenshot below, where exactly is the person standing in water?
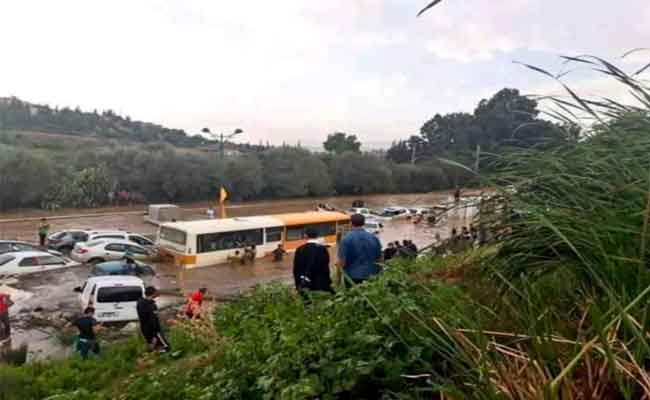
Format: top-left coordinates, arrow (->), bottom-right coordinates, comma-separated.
38,218 -> 50,247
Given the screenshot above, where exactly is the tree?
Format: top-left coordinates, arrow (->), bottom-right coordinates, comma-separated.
323,132 -> 361,154
330,153 -> 392,195
260,148 -> 332,198
225,154 -> 264,201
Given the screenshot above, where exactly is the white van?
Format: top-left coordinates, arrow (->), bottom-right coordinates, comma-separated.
75,276 -> 145,322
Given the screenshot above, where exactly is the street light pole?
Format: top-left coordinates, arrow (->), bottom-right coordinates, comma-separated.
202,128 -> 244,158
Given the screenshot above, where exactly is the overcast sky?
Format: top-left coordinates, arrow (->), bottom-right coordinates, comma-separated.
1,1 -> 649,148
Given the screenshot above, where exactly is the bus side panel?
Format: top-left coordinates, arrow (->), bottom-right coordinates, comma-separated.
283,234 -> 338,251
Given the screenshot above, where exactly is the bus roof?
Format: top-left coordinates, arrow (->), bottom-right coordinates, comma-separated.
161,216 -> 283,235
271,211 -> 350,226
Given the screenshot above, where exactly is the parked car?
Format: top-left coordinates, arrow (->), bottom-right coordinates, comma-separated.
74,276 -> 145,322
0,240 -> 62,256
90,260 -> 155,277
0,251 -> 78,276
71,239 -> 153,264
364,220 -> 384,235
48,229 -> 92,254
49,230 -> 155,254
85,232 -> 155,248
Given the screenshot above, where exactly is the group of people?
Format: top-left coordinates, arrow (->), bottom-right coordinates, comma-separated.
68,286 -> 175,359
383,240 -> 418,261
68,285 -> 210,359
450,224 -> 479,243
226,244 -> 257,265
292,213 -> 382,296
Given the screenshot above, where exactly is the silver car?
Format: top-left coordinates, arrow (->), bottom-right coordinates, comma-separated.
71,239 -> 153,264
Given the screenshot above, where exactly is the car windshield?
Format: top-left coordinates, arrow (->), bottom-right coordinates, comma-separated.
96,286 -> 143,303
51,232 -> 67,239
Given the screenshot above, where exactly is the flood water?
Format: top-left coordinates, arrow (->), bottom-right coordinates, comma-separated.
0,190 -> 483,361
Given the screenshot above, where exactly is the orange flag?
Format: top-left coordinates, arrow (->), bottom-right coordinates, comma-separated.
219,187 -> 228,218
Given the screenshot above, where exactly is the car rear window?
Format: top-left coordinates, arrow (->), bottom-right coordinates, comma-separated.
0,255 -> 15,266
94,235 -> 125,240
96,286 -> 143,303
85,240 -> 104,247
51,232 -> 67,239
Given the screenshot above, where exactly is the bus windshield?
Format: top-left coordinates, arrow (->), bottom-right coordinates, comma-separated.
160,227 -> 187,246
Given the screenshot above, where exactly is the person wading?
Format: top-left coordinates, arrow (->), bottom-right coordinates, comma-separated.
38,218 -> 50,247
293,227 -> 333,296
137,286 -> 171,353
272,244 -> 287,262
0,292 -> 13,344
337,214 -> 382,286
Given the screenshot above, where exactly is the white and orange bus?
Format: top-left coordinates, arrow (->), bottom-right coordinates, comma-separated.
157,211 -> 350,268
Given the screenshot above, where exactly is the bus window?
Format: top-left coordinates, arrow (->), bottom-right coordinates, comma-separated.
265,227 -> 283,243
286,223 -> 336,241
197,229 -> 263,253
160,227 -> 187,246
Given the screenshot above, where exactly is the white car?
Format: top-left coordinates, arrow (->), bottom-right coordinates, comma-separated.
85,231 -> 155,248
379,206 -> 412,219
71,239 -> 153,264
75,276 -> 145,322
346,207 -> 374,216
0,240 -> 63,257
0,251 -> 78,276
364,221 -> 384,235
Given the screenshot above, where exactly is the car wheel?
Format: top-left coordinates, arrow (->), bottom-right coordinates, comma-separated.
88,258 -> 105,265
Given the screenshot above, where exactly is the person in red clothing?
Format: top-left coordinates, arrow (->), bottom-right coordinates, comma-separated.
184,288 -> 207,319
0,292 -> 13,342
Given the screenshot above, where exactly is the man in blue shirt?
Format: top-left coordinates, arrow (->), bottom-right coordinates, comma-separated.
337,214 -> 382,285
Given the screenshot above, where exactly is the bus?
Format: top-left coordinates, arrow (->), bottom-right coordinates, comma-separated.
157,211 -> 350,268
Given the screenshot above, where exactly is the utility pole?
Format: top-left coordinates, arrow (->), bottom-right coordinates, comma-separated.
474,144 -> 481,173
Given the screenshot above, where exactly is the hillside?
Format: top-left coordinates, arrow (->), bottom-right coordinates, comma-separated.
0,97 -> 215,149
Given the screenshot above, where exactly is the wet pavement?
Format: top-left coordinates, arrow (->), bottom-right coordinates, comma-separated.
0,190 -> 483,361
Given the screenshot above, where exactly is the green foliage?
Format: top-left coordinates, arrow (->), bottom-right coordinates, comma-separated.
387,88 -> 576,171
0,328 -> 208,400
0,145 -> 58,210
260,148 -> 332,198
331,152 -> 394,195
323,132 -> 362,154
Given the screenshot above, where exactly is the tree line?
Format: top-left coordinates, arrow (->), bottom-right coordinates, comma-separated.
0,87 -> 573,211
386,88 -> 579,169
0,143 -> 465,210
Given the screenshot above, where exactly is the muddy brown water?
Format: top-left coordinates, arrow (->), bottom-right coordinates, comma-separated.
0,190 -> 483,361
